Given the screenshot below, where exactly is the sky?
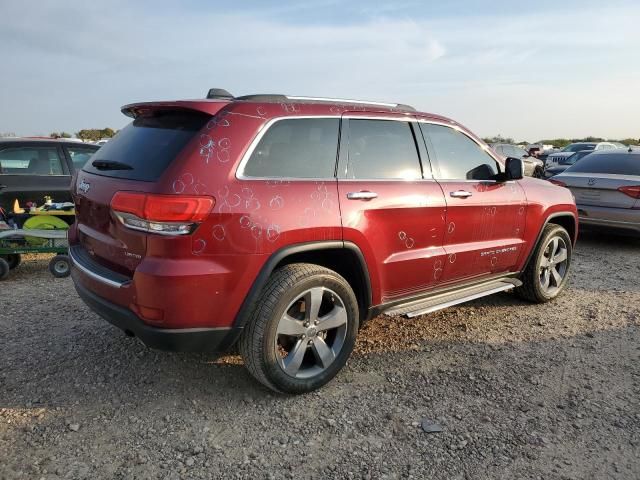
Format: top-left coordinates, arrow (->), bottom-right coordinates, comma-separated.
1,0 -> 639,142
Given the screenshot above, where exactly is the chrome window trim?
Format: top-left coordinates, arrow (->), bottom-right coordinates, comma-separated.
417,119 -> 505,181
235,115 -> 341,181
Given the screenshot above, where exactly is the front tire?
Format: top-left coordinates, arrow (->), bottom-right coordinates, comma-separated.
516,224 -> 572,303
239,263 -> 359,394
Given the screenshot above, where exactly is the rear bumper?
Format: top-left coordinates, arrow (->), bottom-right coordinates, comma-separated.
73,277 -> 242,352
577,204 -> 640,233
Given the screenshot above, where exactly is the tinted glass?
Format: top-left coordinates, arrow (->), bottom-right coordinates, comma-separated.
563,143 -> 596,152
244,118 -> 339,178
0,146 -> 65,175
561,151 -> 591,165
83,110 -> 210,181
565,152 -> 640,175
346,119 -> 421,179
422,124 -> 498,180
512,146 -> 528,158
67,145 -> 98,171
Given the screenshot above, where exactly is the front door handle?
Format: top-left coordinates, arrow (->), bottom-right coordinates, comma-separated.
450,190 -> 472,198
0,185 -> 7,191
347,191 -> 378,201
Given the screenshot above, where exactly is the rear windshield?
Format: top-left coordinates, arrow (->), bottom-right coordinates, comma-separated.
83,110 -> 210,181
565,152 -> 640,175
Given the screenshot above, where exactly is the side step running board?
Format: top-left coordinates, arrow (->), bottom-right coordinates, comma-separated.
384,278 -> 522,318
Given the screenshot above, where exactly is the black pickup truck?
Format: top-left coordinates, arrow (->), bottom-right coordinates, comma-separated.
0,138 -> 99,211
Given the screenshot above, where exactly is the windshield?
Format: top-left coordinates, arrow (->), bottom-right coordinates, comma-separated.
560,151 -> 591,165
562,143 -> 596,153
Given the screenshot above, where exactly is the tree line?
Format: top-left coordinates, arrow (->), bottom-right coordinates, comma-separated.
49,128 -> 117,141
482,135 -> 639,148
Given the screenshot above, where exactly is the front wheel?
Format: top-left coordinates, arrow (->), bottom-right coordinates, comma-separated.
516,224 -> 572,303
239,263 -> 359,394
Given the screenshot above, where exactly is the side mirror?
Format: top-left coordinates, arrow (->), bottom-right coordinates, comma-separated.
503,157 -> 524,180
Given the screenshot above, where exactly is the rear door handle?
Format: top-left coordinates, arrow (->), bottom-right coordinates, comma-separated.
347,191 -> 378,200
0,185 -> 7,191
450,190 -> 472,198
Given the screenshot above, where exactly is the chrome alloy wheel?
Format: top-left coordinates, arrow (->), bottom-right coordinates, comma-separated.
274,287 -> 348,379
539,235 -> 568,296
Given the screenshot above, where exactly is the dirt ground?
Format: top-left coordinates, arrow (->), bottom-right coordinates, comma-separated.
1,231 -> 639,479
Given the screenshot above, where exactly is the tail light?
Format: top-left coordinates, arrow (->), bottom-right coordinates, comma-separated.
548,179 -> 567,187
111,192 -> 214,235
618,185 -> 640,199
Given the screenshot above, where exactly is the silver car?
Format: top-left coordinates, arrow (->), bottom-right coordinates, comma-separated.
550,150 -> 640,234
491,143 -> 544,177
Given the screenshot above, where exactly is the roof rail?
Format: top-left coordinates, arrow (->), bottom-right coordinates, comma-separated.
230,93 -> 415,111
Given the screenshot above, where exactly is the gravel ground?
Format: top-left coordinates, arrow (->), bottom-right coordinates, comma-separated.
1,231 -> 639,480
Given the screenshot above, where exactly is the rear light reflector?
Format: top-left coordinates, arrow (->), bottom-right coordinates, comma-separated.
111,192 -> 214,235
618,185 -> 640,199
131,303 -> 164,324
548,179 -> 567,187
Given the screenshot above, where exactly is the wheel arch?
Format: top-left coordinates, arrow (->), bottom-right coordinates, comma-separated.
522,212 -> 577,272
233,241 -> 373,332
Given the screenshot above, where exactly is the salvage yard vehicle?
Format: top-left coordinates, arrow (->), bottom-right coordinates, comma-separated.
69,90 -> 578,393
544,150 -> 593,178
0,138 -> 99,210
491,143 -> 544,177
545,141 -> 625,168
550,149 -> 640,235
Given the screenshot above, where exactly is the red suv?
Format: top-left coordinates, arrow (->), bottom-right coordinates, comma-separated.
70,90 -> 577,393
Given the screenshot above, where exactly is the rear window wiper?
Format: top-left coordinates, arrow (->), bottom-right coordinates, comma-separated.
91,160 -> 133,171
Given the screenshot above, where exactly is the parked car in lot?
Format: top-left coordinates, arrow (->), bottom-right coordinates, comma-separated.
549,149 -> 640,235
491,143 -> 544,177
545,142 -> 624,168
0,138 -> 99,210
69,90 -> 578,393
544,150 -> 593,178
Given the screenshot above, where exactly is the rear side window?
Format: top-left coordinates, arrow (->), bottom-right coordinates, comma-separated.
243,118 -> 339,178
565,153 -> 640,175
421,124 -> 498,180
0,146 -> 65,175
83,110 -> 210,181
345,119 -> 421,179
66,145 -> 98,171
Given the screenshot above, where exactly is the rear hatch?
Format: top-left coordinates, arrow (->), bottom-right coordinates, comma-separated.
73,107 -> 217,276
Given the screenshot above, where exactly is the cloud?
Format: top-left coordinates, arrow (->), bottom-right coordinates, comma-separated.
0,1 -> 639,139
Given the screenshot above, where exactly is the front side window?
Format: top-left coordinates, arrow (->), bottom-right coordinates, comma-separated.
421,124 -> 498,180
243,118 -> 339,178
66,146 -> 98,171
0,146 -> 65,175
345,119 -> 421,179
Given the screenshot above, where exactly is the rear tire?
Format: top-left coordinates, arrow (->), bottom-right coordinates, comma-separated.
239,263 -> 359,394
516,224 -> 572,303
49,254 -> 71,278
0,258 -> 9,280
5,254 -> 21,270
